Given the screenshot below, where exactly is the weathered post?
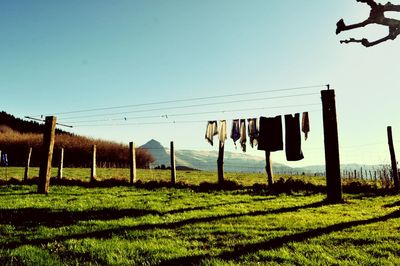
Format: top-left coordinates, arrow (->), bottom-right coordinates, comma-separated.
91,144 -> 96,182
265,151 -> 273,186
217,141 -> 225,185
387,126 -> 399,191
57,148 -> 64,179
129,142 -> 136,184
38,116 -> 57,194
24,147 -> 32,182
170,141 -> 176,184
321,88 -> 342,203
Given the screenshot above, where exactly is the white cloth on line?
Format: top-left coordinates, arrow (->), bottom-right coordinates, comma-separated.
205,121 -> 218,146
219,120 -> 227,145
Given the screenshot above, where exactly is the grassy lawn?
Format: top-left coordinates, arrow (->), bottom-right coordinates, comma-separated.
0,166 -> 341,186
0,169 -> 399,265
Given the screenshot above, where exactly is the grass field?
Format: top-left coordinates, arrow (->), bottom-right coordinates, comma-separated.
0,166 -> 331,189
0,168 -> 399,265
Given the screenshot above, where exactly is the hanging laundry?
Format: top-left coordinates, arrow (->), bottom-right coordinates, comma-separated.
205,121 -> 218,146
258,116 -> 283,151
239,119 -> 246,152
231,119 -> 240,148
1,153 -> 8,166
219,120 -> 227,145
285,113 -> 304,161
302,112 -> 310,140
247,118 -> 259,148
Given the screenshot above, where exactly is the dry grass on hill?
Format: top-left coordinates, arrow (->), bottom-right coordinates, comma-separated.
0,126 -> 154,168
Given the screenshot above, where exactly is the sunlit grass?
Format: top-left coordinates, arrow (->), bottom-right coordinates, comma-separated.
0,180 -> 399,265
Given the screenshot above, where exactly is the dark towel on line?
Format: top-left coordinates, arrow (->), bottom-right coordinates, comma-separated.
247,118 -> 259,148
231,119 -> 240,148
257,116 -> 283,152
302,112 -> 310,140
285,113 -> 304,161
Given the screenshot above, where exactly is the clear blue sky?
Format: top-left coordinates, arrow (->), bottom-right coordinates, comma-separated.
1,0 -> 400,166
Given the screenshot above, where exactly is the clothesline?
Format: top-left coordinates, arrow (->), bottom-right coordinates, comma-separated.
69,109 -> 321,127
32,84 -> 327,117
64,103 -> 320,125
57,93 -> 320,121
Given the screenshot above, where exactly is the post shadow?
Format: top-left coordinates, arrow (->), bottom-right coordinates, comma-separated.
158,209 -> 400,265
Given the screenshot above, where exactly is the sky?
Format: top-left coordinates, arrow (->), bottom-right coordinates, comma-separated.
1,0 -> 400,167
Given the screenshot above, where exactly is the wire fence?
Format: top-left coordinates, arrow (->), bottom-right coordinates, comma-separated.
1,84 -> 397,190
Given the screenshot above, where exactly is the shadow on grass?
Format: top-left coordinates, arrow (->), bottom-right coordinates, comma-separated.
0,208 -> 160,228
383,200 -> 400,208
158,209 -> 400,265
0,176 -> 392,195
0,197 -> 275,229
1,200 -> 326,250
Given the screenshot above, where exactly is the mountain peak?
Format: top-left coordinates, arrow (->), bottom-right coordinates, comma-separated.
140,139 -> 165,150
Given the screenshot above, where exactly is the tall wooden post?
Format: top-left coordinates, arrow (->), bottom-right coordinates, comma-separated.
217,141 -> 225,185
321,88 -> 342,203
387,126 -> 399,191
24,147 -> 32,182
57,148 -> 64,179
265,151 -> 273,186
129,142 -> 136,184
91,145 -> 97,182
38,116 -> 57,194
170,141 -> 176,184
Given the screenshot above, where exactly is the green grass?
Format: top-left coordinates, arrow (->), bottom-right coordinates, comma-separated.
0,166 -> 339,186
0,169 -> 399,265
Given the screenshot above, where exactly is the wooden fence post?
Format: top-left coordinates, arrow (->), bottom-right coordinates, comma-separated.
387,126 -> 399,191
129,142 -> 136,184
38,116 -> 57,194
91,144 -> 96,182
170,141 -> 176,184
24,147 -> 32,182
217,141 -> 225,185
265,151 -> 273,186
57,148 -> 64,179
321,88 -> 342,203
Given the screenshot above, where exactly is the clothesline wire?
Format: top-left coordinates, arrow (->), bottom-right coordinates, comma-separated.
64,103 -> 321,124
72,109 -> 322,127
32,84 -> 327,117
59,93 -> 320,121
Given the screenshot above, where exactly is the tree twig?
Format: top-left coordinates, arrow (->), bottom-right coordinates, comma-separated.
336,0 -> 400,47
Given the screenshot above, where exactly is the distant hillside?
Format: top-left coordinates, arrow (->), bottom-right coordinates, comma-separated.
0,111 -> 154,168
140,139 -> 170,166
0,111 -> 69,135
140,139 -> 293,173
141,139 -> 387,174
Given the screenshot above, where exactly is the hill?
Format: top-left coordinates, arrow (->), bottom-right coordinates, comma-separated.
0,111 -> 68,135
141,139 -> 387,175
0,111 -> 154,168
140,139 -> 293,173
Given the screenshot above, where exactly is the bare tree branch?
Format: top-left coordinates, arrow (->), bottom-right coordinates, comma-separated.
336,0 -> 400,47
